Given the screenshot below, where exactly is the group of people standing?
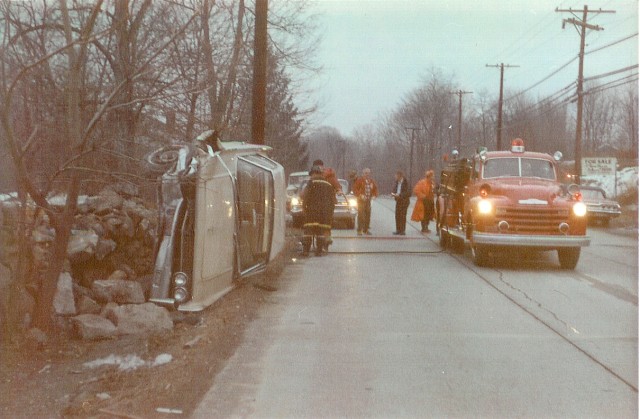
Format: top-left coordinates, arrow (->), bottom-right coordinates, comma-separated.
299,162 -> 436,255
391,169 -> 435,235
362,168 -> 436,235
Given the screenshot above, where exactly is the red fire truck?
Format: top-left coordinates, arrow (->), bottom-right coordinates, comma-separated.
438,139 -> 590,269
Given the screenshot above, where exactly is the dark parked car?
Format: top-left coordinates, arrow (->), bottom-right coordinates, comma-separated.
579,185 -> 621,226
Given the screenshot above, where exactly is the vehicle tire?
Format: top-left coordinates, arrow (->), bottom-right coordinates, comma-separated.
471,245 -> 490,267
558,247 -> 580,269
439,228 -> 449,248
347,219 -> 355,230
451,236 -> 464,254
144,144 -> 191,174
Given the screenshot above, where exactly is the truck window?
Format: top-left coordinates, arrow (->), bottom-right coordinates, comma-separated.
521,158 -> 555,180
483,157 -> 555,180
483,158 -> 519,178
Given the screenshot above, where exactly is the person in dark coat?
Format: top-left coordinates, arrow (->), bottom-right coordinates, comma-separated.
301,166 -> 337,256
391,170 -> 411,235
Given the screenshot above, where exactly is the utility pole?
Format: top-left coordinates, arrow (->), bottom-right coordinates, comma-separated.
252,0 -> 268,145
556,5 -> 614,182
404,127 -> 422,186
486,63 -> 519,151
451,90 -> 472,151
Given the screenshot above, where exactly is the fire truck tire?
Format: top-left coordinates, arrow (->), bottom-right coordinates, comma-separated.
439,229 -> 450,248
451,237 -> 465,254
471,245 -> 490,267
557,247 -> 580,269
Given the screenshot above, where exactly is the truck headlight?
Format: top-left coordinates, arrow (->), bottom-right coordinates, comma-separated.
572,202 -> 587,217
291,197 -> 300,206
478,199 -> 493,215
348,198 -> 357,208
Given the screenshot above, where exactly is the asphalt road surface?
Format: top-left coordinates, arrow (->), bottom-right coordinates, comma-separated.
193,196 -> 638,418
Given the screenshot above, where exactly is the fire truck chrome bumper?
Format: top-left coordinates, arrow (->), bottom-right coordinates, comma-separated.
472,232 -> 591,248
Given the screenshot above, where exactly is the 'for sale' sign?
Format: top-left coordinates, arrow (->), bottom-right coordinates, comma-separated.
582,157 -> 617,176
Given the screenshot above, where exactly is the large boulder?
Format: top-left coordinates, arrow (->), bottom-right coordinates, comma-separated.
72,314 -> 117,340
105,303 -> 173,336
91,279 -> 145,304
53,272 -> 76,316
92,189 -> 124,215
67,230 -> 99,263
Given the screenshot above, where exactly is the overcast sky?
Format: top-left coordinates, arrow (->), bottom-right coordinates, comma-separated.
304,0 -> 638,135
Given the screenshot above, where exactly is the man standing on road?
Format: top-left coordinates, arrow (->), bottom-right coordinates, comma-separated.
301,166 -> 337,256
391,170 -> 411,235
353,167 -> 378,235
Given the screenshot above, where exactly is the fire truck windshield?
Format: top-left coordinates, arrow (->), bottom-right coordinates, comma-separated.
483,157 -> 555,180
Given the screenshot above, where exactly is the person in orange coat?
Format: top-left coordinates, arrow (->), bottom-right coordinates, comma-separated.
411,169 -> 435,233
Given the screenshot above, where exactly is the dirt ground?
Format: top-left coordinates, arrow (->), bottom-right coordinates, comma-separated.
0,210 -> 636,419
0,237 -> 294,419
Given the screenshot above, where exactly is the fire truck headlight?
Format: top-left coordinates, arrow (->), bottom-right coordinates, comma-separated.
348,197 -> 358,208
573,202 -> 587,217
290,197 -> 300,206
478,199 -> 493,215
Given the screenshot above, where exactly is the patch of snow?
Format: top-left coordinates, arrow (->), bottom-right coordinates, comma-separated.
152,353 -> 173,366
0,192 -> 18,202
83,353 -> 172,372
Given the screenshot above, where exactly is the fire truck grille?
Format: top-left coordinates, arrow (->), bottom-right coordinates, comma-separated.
495,207 -> 570,234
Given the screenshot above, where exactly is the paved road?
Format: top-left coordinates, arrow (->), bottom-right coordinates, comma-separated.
193,197 -> 638,418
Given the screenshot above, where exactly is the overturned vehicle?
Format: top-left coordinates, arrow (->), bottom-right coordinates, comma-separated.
146,131 -> 286,311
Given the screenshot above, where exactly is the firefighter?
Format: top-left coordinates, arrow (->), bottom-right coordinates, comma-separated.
301,165 -> 337,256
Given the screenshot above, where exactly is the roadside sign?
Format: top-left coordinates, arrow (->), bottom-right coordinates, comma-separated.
581,157 -> 617,176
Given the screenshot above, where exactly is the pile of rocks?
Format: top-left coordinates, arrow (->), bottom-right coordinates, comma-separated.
1,185 -> 176,341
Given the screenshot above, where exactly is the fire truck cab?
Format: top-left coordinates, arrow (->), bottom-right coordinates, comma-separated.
438,139 -> 590,269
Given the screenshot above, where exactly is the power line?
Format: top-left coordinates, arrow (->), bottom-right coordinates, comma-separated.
501,33 -> 636,105
584,64 -> 639,82
584,73 -> 639,96
504,56 -> 577,103
585,32 -> 638,55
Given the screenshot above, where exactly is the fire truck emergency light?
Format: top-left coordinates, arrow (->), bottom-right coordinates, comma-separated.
511,138 -> 525,153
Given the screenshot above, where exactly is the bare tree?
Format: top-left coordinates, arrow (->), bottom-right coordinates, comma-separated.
617,84 -> 639,159
0,0 -> 198,332
582,82 -> 617,154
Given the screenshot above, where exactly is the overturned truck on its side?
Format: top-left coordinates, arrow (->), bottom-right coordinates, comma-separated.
147,131 -> 286,311
438,139 -> 590,269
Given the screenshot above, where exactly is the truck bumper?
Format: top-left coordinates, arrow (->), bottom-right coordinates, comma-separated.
472,232 -> 591,248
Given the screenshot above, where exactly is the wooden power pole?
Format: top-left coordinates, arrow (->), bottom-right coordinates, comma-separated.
452,90 -> 472,152
556,5 -> 615,182
486,63 -> 519,151
404,127 -> 423,186
252,0 -> 268,145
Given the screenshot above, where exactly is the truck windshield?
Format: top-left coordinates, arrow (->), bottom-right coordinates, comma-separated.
483,157 -> 555,180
